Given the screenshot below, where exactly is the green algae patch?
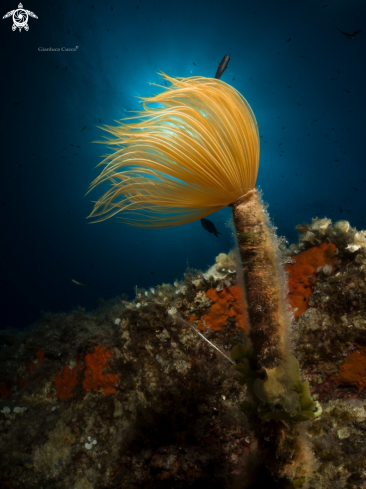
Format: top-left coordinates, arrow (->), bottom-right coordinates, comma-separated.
232,345 -> 318,423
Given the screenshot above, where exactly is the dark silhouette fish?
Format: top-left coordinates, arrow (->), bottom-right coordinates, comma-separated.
201,218 -> 221,237
336,27 -> 361,39
215,55 -> 230,79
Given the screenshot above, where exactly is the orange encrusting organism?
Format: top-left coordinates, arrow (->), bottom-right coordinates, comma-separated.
35,349 -> 45,364
204,286 -> 248,330
82,345 -> 119,396
189,285 -> 248,331
54,357 -> 83,399
332,346 -> 366,393
285,242 -> 337,318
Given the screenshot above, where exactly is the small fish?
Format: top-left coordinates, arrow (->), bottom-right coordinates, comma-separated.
287,86 -> 291,88
343,89 -> 350,93
71,279 -> 88,286
193,62 -> 196,65
99,119 -> 101,123
81,126 -> 86,131
339,207 -> 343,213
336,27 -> 361,39
286,38 -> 291,42
64,66 -> 67,72
12,102 -> 19,105
320,4 -> 327,8
299,56 -> 305,58
277,52 -> 280,55
295,173 -> 298,176
232,77 -> 235,81
215,54 -> 230,79
201,218 -> 221,237
337,70 -> 340,74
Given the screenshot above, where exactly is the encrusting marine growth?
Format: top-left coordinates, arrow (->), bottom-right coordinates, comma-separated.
87,73 -> 317,485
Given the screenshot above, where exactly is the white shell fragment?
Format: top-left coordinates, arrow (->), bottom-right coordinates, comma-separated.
322,264 -> 333,276
346,244 -> 361,253
114,318 -> 121,325
136,303 -> 141,308
1,407 -> 11,414
13,407 -> 26,414
85,439 -> 97,450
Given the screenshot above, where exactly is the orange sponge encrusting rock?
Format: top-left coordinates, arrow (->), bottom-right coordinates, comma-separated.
285,242 -> 337,318
82,345 -> 119,396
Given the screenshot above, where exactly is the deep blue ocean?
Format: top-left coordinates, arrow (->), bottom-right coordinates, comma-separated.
1,0 -> 365,330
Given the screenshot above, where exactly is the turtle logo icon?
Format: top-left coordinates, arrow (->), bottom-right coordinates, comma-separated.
3,2 -> 38,32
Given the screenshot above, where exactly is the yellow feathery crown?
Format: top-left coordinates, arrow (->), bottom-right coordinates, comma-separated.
87,73 -> 260,228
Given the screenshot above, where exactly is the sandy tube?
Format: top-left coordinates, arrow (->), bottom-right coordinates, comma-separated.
231,188 -> 309,482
